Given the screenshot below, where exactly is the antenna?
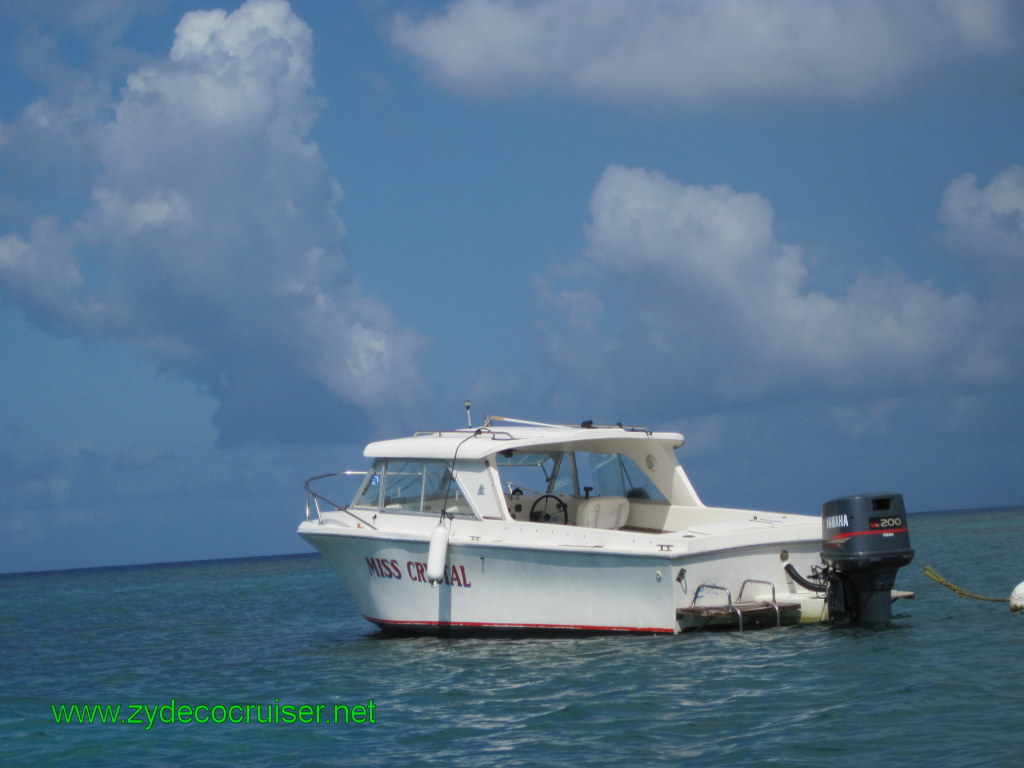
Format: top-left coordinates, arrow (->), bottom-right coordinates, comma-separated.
465,400 -> 472,427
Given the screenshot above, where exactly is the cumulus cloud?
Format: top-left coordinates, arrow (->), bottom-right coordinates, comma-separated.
0,0 -> 427,444
392,0 -> 1019,104
538,165 -> 1010,418
938,166 -> 1024,362
941,165 -> 1024,274
0,444 -> 116,543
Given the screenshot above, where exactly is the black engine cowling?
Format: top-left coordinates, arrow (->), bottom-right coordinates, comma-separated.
820,493 -> 914,625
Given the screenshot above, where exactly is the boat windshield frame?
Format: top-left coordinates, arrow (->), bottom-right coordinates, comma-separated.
351,457 -> 481,518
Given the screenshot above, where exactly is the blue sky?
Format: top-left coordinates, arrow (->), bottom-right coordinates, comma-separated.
2,0 -> 1022,573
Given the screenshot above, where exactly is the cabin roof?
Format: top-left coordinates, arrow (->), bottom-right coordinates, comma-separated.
363,422 -> 685,461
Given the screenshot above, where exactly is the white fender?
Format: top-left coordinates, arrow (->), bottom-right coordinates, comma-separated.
426,519 -> 450,586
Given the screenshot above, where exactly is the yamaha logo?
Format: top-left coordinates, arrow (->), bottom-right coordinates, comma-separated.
824,514 -> 849,529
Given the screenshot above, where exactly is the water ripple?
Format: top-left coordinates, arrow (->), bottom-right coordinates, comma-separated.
3,511 -> 1024,767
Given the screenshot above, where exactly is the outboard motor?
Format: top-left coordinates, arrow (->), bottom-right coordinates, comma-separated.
820,494 -> 914,625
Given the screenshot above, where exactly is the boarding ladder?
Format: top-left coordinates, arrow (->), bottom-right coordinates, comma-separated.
676,580 -> 799,632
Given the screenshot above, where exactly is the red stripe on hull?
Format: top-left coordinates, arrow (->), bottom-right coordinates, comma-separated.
366,615 -> 675,635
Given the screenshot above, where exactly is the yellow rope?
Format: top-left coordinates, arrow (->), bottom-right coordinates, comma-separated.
922,565 -> 1008,603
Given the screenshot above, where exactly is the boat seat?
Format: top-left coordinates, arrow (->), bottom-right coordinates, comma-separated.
575,496 -> 629,530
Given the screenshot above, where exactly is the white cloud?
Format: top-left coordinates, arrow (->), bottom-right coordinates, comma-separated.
941,165 -> 1024,270
0,217 -> 85,312
392,0 -> 1019,104
0,0 -> 427,444
538,165 -> 1009,419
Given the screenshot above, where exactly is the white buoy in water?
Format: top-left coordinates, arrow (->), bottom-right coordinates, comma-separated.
426,518 -> 450,586
1011,582 -> 1024,612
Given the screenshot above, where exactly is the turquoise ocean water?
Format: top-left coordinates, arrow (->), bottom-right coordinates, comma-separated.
2,507 -> 1023,767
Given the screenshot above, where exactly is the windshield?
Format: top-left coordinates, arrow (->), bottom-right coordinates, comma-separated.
351,459 -> 470,514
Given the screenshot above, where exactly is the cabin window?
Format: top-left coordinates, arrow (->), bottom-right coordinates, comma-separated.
575,452 -> 666,501
351,459 -> 471,515
494,450 -> 663,501
495,451 -> 571,495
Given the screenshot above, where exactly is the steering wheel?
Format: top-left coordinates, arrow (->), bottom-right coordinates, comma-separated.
529,494 -> 568,524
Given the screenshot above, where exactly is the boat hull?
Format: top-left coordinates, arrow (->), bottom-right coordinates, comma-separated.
299,520 -> 823,635
301,527 -> 678,633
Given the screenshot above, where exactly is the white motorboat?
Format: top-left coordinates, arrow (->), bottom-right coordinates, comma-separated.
298,416 -> 913,634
